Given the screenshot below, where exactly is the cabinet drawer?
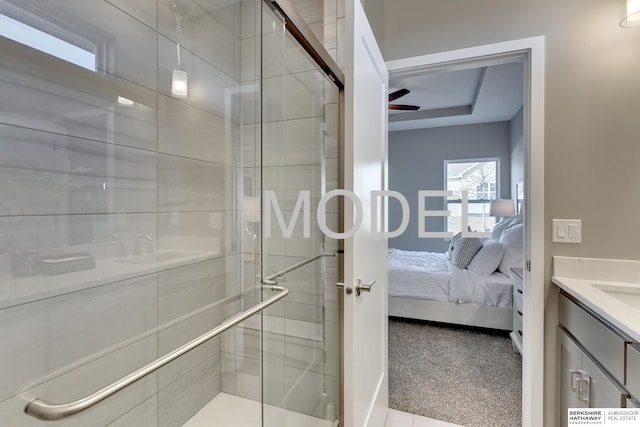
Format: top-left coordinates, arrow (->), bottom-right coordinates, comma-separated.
514,289 -> 523,314
513,276 -> 523,293
626,344 -> 640,397
558,292 -> 628,385
513,303 -> 524,323
514,313 -> 523,338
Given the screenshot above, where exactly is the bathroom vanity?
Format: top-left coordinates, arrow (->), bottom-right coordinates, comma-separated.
553,257 -> 640,427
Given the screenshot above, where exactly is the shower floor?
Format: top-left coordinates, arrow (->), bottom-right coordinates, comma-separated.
183,392 -> 336,427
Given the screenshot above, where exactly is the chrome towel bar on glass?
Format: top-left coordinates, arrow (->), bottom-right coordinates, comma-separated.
24,285 -> 289,421
263,252 -> 335,283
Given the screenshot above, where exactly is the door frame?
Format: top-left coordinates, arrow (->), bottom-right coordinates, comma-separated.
385,36 -> 545,427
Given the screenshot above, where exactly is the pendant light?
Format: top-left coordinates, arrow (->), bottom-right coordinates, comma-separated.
621,0 -> 640,27
170,2 -> 188,98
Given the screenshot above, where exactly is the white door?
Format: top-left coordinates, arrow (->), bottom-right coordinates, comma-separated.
342,1 -> 389,426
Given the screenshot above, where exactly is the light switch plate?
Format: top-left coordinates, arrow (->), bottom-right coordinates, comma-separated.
552,219 -> 582,243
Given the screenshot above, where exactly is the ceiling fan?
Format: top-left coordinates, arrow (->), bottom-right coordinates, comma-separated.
388,88 -> 420,111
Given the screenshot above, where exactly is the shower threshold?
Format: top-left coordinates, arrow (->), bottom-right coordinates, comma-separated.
183,393 -> 337,427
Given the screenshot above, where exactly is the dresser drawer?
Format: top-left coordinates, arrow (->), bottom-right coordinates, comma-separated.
513,303 -> 523,329
514,312 -> 523,338
626,344 -> 640,397
514,287 -> 523,314
558,292 -> 628,385
513,276 -> 523,292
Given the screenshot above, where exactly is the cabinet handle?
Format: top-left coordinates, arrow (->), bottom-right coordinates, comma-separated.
517,289 -> 523,294
570,369 -> 582,391
517,310 -> 523,316
576,375 -> 591,405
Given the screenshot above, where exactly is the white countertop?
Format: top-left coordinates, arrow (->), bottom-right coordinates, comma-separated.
552,256 -> 640,343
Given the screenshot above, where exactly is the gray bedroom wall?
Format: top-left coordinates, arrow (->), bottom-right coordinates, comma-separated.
510,107 -> 524,202
388,122 -> 511,253
363,1 -> 640,424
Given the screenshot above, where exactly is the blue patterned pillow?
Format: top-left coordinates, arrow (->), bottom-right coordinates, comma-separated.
451,237 -> 483,269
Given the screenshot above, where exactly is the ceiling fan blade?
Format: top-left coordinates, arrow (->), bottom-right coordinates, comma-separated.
389,88 -> 410,102
389,104 -> 420,111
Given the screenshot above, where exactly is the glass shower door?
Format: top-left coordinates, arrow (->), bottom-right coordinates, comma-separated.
260,2 -> 340,426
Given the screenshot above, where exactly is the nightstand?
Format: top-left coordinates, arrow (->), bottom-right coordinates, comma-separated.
510,267 -> 524,355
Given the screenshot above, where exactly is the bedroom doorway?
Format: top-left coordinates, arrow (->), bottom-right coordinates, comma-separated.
384,37 -> 545,427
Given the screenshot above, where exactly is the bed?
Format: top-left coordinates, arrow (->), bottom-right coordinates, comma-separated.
388,216 -> 524,331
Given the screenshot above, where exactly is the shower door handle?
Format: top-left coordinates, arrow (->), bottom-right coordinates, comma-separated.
24,285 -> 289,421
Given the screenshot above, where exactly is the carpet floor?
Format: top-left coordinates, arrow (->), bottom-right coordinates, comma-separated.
388,318 -> 522,426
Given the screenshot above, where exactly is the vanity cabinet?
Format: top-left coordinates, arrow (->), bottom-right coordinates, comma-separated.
510,267 -> 523,355
558,328 -> 627,418
626,344 -> 640,397
557,292 -> 630,426
558,327 -> 584,422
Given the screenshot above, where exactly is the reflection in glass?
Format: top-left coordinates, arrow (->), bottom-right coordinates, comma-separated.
0,13 -> 96,70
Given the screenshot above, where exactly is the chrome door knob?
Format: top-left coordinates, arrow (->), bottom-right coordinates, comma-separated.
337,282 -> 353,295
355,279 -> 375,297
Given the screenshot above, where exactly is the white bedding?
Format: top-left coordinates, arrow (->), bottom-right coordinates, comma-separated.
387,248 -> 512,308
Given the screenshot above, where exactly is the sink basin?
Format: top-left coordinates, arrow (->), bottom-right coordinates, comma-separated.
117,251 -> 199,265
592,283 -> 640,308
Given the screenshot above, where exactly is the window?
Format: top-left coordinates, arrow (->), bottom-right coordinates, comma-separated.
445,159 -> 499,234
0,13 -> 96,71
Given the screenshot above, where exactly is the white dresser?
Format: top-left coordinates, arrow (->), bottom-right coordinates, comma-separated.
510,267 -> 524,355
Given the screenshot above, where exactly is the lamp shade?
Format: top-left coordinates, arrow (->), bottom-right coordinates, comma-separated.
621,0 -> 640,27
489,199 -> 515,217
171,68 -> 189,98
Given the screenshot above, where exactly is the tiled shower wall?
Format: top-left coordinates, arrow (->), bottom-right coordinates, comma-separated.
0,0 -> 244,425
0,0 -> 343,425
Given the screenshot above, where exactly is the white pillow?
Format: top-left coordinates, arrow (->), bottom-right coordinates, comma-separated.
468,240 -> 504,276
491,217 -> 514,240
498,244 -> 523,275
511,213 -> 523,225
499,223 -> 524,248
491,213 -> 523,240
451,237 -> 483,269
